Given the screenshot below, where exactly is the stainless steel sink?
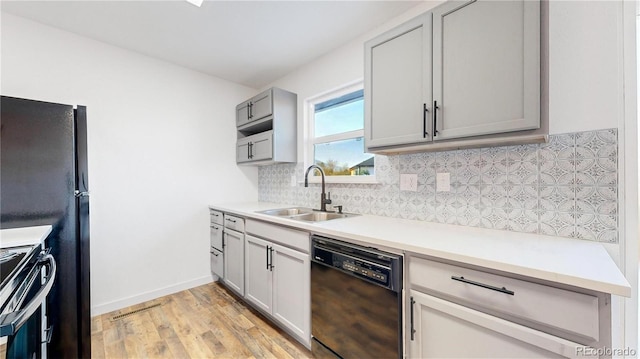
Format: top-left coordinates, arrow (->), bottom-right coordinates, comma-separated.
257,207 -> 359,222
290,212 -> 357,222
258,207 -> 314,217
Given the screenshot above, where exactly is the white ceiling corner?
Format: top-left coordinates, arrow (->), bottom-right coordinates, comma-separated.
1,0 -> 424,88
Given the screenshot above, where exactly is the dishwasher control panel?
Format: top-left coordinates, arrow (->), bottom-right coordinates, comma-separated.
312,238 -> 393,288
341,260 -> 388,284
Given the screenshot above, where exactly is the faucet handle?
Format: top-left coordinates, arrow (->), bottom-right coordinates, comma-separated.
325,192 -> 332,204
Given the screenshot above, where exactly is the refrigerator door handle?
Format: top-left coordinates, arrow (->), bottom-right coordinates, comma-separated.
74,190 -> 90,197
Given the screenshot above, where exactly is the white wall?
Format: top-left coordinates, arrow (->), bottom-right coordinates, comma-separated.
548,1 -> 624,135
1,13 -> 258,315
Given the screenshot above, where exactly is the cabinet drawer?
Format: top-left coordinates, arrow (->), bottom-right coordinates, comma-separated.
224,214 -> 245,232
210,209 -> 223,225
409,257 -> 600,341
245,219 -> 309,253
210,223 -> 223,250
210,247 -> 223,278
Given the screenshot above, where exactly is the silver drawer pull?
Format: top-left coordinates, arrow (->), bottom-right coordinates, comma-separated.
225,218 -> 236,223
451,275 -> 515,296
210,250 -> 219,256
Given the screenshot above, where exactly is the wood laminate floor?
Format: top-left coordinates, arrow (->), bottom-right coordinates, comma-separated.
91,282 -> 313,358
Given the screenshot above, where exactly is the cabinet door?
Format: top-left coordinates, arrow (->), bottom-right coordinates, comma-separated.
365,13 -> 432,149
223,229 -> 244,296
210,247 -> 223,278
272,243 -> 310,344
432,0 -> 540,140
236,101 -> 250,127
236,138 -> 251,163
244,235 -> 273,313
409,290 -> 586,358
210,223 -> 223,251
236,132 -> 273,163
250,89 -> 273,122
249,131 -> 273,161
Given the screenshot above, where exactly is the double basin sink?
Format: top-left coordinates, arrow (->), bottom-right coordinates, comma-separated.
257,207 -> 359,222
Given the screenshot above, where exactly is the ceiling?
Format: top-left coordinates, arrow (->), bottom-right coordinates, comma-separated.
1,0 -> 423,88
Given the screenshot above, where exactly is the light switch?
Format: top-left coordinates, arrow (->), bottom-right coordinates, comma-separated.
400,174 -> 418,192
436,172 -> 450,192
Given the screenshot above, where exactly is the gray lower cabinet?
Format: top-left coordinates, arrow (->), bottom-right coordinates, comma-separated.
408,256 -> 607,358
410,290 -> 570,358
210,210 -> 224,278
365,0 -> 541,153
210,247 -> 223,278
223,228 -> 244,296
244,220 -> 311,347
244,235 -> 272,313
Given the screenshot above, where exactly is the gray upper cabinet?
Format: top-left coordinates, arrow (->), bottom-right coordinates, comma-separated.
432,0 -> 540,140
365,0 -> 541,153
235,88 -> 296,165
365,14 -> 432,149
236,89 -> 273,128
237,130 -> 274,163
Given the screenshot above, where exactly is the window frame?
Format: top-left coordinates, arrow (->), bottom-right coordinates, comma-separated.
305,80 -> 377,184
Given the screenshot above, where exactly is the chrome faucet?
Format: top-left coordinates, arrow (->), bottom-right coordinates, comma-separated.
304,164 -> 332,212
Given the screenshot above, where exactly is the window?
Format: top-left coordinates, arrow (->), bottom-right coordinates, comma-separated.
307,82 -> 375,182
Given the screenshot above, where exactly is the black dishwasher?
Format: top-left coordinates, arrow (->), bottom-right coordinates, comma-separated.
311,235 -> 402,359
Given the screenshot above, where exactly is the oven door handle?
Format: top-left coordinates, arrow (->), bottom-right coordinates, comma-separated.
0,254 -> 57,337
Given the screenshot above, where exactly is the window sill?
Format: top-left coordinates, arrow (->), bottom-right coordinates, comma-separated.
305,175 -> 379,185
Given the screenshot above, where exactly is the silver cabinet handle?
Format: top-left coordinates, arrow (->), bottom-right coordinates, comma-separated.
269,247 -> 274,271
266,246 -> 270,270
410,296 -> 416,341
0,253 -> 57,336
451,276 -> 514,295
210,250 -> 219,257
433,100 -> 439,136
225,218 -> 236,223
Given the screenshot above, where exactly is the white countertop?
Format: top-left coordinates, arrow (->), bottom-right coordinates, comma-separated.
0,225 -> 52,248
210,202 -> 631,297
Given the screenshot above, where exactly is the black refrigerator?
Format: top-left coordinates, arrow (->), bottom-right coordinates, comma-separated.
1,96 -> 91,358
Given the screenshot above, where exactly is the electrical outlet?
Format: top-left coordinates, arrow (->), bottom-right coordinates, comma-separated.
290,175 -> 297,187
400,173 -> 418,192
436,172 -> 450,192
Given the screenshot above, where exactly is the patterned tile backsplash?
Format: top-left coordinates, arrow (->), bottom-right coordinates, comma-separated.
258,129 -> 618,243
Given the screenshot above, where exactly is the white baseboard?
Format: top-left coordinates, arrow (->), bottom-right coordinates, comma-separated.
91,275 -> 217,317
